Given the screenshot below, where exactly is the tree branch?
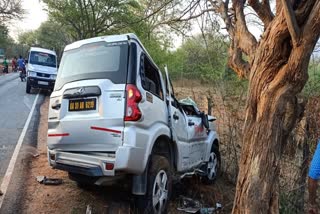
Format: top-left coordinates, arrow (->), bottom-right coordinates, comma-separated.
232,0 -> 257,56
228,45 -> 250,78
302,1 -> 320,45
281,0 -> 301,46
247,0 -> 274,28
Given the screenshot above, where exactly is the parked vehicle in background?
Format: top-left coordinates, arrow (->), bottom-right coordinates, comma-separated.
26,47 -> 58,93
47,34 -> 220,214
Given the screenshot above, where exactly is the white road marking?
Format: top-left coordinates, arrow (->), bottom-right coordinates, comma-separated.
0,93 -> 40,208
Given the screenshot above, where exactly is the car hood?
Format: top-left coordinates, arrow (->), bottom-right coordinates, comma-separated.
28,64 -> 57,74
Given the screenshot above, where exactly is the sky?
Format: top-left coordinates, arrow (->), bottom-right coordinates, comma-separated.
9,0 -> 48,40
9,0 -> 262,47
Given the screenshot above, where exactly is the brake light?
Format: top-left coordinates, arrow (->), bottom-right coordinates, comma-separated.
124,84 -> 142,121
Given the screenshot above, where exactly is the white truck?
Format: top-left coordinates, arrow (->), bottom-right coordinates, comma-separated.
26,47 -> 58,93
47,34 -> 220,214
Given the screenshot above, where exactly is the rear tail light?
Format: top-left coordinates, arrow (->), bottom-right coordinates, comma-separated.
124,84 -> 142,121
105,163 -> 114,170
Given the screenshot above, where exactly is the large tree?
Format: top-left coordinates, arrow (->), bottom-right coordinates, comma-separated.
145,0 -> 320,213
215,1 -> 319,213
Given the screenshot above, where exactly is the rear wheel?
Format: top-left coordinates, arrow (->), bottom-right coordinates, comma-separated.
202,145 -> 221,184
134,155 -> 172,214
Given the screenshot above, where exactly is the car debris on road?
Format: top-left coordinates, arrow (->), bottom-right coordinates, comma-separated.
36,176 -> 63,185
177,196 -> 222,214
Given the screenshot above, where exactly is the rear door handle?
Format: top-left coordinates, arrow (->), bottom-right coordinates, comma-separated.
173,113 -> 179,120
51,103 -> 61,110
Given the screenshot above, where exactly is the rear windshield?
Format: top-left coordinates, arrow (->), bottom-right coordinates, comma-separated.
54,41 -> 128,90
30,51 -> 57,68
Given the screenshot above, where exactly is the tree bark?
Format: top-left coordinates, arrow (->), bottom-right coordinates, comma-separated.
231,2 -> 320,213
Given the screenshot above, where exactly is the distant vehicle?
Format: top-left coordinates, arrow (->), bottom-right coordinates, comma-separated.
26,47 -> 58,93
47,34 -> 220,213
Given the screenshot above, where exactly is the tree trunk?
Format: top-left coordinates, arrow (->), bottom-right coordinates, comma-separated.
231,4 -> 320,212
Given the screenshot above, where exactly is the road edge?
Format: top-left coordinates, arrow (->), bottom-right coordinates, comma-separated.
0,93 -> 40,208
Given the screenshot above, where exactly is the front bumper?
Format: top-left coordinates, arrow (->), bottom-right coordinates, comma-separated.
28,77 -> 55,89
48,145 -> 146,177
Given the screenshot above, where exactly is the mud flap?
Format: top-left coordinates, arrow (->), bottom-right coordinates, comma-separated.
131,155 -> 150,195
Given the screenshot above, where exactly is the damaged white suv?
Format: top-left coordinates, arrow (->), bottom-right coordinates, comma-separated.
47,33 -> 220,213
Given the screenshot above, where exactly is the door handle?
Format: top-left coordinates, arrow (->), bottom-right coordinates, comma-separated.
188,121 -> 195,126
51,103 -> 61,110
173,113 -> 179,120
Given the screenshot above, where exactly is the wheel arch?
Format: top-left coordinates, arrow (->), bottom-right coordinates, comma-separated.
151,135 -> 177,171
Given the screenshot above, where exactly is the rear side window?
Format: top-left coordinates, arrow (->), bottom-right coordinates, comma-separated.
140,54 -> 163,99
55,42 -> 128,90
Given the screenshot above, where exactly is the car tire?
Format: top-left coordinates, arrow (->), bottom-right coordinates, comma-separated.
134,155 -> 172,214
202,144 -> 221,184
26,81 -> 31,94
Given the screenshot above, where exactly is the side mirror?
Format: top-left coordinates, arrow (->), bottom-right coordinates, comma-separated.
201,112 -> 209,129
208,117 -> 216,122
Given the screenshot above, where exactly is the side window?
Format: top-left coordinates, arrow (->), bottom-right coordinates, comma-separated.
140,54 -> 163,99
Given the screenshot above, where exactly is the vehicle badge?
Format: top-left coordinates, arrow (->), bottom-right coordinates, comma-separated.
78,87 -> 85,94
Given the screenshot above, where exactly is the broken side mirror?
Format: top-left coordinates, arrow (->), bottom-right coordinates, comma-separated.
208,117 -> 216,122
201,112 -> 209,129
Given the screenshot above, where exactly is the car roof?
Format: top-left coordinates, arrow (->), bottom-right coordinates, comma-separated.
64,33 -> 160,72
30,47 -> 56,55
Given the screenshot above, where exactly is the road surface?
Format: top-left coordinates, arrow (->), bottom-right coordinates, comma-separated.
0,73 -> 45,213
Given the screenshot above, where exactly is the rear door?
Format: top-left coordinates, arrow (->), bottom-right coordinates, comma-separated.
164,67 -> 190,171
48,41 -> 129,152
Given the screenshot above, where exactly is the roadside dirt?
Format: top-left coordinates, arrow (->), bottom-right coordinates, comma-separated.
22,97 -> 235,214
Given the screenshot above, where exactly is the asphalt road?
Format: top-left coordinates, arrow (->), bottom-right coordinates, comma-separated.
0,73 -> 45,213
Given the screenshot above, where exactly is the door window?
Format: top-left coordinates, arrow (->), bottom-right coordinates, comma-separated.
140,54 -> 163,99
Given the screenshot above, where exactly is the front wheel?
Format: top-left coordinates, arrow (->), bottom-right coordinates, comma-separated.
134,155 -> 172,214
26,81 -> 31,93
202,145 -> 221,184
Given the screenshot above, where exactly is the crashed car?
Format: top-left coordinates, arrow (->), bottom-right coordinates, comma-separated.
47,33 -> 220,213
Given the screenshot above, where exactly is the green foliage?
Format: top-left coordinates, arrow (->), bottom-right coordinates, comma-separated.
303,57 -> 320,97
167,33 -> 228,81
0,24 -> 16,57
18,31 -> 37,47
0,24 -> 9,47
18,21 -> 71,59
279,191 -> 304,214
42,0 -> 140,40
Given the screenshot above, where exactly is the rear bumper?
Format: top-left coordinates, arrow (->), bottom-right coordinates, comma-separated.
28,77 -> 55,89
48,145 -> 146,177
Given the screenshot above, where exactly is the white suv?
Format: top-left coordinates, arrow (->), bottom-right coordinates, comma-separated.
47,34 -> 220,213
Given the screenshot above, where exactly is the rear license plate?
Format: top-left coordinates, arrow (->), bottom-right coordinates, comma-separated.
38,81 -> 48,85
69,98 -> 96,111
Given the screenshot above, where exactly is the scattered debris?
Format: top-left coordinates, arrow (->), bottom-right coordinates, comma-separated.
36,176 -> 46,183
33,154 -> 40,158
177,196 -> 222,214
86,205 -> 92,214
0,190 -> 3,196
177,196 -> 201,213
36,176 -> 63,185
